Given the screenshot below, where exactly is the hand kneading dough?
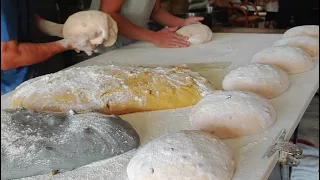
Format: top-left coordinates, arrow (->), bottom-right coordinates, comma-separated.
175,23 -> 213,45
11,65 -> 214,115
273,36 -> 319,57
190,91 -> 276,138
127,131 -> 235,180
252,46 -> 315,74
63,10 -> 118,47
222,63 -> 290,99
1,108 -> 139,180
282,25 -> 319,38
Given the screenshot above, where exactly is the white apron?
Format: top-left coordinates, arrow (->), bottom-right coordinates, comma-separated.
90,0 -> 156,53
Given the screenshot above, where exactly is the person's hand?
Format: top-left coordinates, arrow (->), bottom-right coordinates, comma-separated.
59,30 -> 102,56
183,16 -> 204,26
151,27 -> 190,48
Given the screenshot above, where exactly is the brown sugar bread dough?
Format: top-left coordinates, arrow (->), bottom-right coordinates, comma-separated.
126,130 -> 235,180
190,91 -> 276,139
252,46 -> 315,74
11,65 -> 214,115
222,63 -> 290,99
273,36 -> 319,57
1,108 -> 140,180
175,23 -> 213,45
282,25 -> 319,38
63,10 -> 118,47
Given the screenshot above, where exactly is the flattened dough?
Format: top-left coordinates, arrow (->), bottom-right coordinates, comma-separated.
190,91 -> 276,138
273,36 -> 319,57
252,46 -> 315,74
11,65 -> 214,115
63,10 -> 118,47
127,130 -> 235,180
176,23 -> 213,45
283,25 -> 319,38
222,63 -> 290,99
1,108 -> 139,180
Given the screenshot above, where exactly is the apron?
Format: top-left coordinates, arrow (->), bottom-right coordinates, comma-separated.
89,0 -> 156,54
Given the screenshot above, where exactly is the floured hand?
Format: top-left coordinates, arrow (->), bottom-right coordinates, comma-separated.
59,30 -> 102,56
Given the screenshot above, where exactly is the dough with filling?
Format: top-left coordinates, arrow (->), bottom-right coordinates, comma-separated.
190,91 -> 276,138
1,108 -> 139,180
222,63 -> 290,99
252,46 -> 315,74
176,23 -> 213,45
11,65 -> 214,115
127,130 -> 235,180
63,10 -> 118,47
282,25 -> 319,38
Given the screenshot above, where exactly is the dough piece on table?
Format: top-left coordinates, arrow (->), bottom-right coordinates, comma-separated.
1,108 -> 139,180
175,23 -> 213,45
273,36 -> 319,57
11,65 -> 214,115
252,46 -> 315,74
222,63 -> 290,99
127,130 -> 235,180
190,90 -> 276,139
63,10 -> 118,47
282,25 -> 319,38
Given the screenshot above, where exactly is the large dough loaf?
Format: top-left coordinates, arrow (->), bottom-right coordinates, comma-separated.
282,25 -> 319,38
11,65 -> 214,114
252,46 -> 315,74
190,91 -> 276,138
127,130 -> 235,180
1,108 -> 139,180
176,23 -> 213,45
222,63 -> 290,99
273,36 -> 319,57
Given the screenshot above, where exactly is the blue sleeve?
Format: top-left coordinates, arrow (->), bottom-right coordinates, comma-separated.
1,0 -> 18,42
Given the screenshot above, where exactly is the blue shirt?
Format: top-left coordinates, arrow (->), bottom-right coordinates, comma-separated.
1,0 -> 29,95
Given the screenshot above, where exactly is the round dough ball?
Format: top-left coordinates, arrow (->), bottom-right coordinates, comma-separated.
283,25 -> 319,38
273,36 -> 319,57
222,63 -> 290,99
252,46 -> 315,74
190,91 -> 276,139
127,130 -> 235,180
175,23 -> 212,45
63,10 -> 118,47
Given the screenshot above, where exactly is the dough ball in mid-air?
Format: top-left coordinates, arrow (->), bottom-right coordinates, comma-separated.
252,46 -> 315,74
282,25 -> 319,38
175,23 -> 213,45
190,91 -> 276,139
63,10 -> 118,47
127,130 -> 235,180
222,63 -> 290,99
273,36 -> 319,57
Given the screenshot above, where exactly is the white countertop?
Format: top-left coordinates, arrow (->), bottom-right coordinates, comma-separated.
1,33 -> 319,180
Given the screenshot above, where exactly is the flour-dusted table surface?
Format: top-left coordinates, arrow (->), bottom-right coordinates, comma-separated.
1,33 -> 319,180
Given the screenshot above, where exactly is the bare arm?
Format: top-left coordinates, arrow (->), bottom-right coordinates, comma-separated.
34,14 -> 64,38
151,0 -> 185,27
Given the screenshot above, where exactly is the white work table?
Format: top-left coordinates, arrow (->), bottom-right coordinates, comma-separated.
1,33 -> 319,180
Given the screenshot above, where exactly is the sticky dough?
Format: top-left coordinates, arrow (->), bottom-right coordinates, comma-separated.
63,10 -> 118,47
282,25 -> 319,38
252,46 -> 315,74
175,23 -> 213,45
1,108 -> 139,180
190,91 -> 276,139
127,130 -> 235,180
11,65 -> 214,115
222,63 -> 290,99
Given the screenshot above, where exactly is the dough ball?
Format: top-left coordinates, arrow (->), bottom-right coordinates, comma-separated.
190,91 -> 276,139
175,23 -> 213,45
222,63 -> 290,99
1,108 -> 139,179
63,10 -> 118,47
283,25 -> 319,38
252,46 -> 315,74
273,36 -> 319,57
127,130 -> 235,180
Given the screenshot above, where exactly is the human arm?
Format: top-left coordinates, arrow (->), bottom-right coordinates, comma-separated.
34,14 -> 64,38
